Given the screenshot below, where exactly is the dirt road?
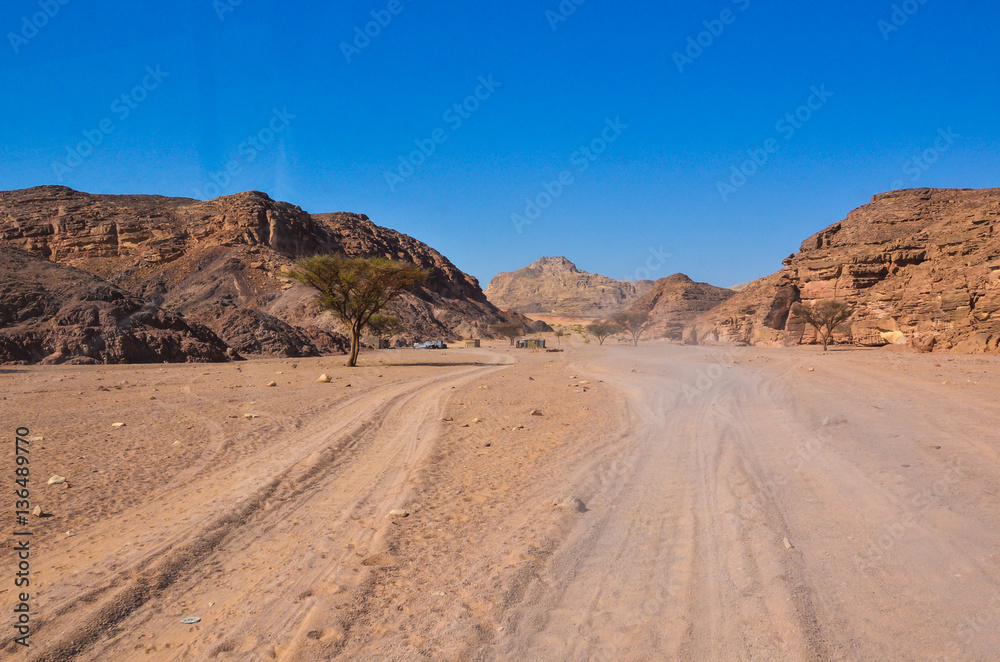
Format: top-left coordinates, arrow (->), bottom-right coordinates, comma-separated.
3,344 -> 999,661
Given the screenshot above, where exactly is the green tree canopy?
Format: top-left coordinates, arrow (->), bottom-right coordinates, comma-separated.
292,254 -> 428,366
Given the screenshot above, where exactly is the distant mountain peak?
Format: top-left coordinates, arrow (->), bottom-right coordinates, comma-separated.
528,256 -> 579,273
485,257 -> 651,317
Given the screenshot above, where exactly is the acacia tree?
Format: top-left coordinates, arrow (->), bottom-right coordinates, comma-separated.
492,322 -> 523,346
614,311 -> 652,346
585,321 -> 620,345
554,328 -> 565,345
791,299 -> 854,351
293,254 -> 428,367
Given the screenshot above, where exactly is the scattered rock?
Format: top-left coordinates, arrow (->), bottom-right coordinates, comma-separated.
317,374 -> 331,383
553,496 -> 588,513
440,417 -> 454,422
344,384 -> 352,388
530,409 -> 543,416
266,381 -> 277,387
472,417 -> 482,423
47,475 -> 66,485
180,616 -> 201,625
783,537 -> 793,550
111,422 -> 126,428
387,509 -> 410,518
65,531 -> 76,537
243,413 -> 259,419
32,505 -> 41,517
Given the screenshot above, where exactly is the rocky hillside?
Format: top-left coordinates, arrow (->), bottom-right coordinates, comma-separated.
0,246 -> 230,364
0,186 -> 513,357
622,273 -> 736,340
696,188 -> 1000,353
485,256 -> 652,317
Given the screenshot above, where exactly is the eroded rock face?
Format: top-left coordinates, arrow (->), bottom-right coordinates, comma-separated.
0,186 -> 513,354
698,188 -> 1000,352
0,246 -> 230,364
621,273 -> 736,339
485,256 -> 652,317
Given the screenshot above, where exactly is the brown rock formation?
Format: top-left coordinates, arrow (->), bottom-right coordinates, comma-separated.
0,246 -> 230,364
485,256 -> 652,318
0,186 -> 512,355
621,273 -> 735,339
697,188 -> 1000,352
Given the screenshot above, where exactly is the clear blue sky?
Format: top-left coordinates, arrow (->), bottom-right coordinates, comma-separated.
1,1 -> 998,287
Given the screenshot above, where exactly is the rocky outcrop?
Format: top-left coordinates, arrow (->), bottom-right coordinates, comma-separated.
485,256 -> 652,317
697,188 -> 1000,352
0,186 -> 513,354
0,246 -> 230,364
621,273 -> 736,339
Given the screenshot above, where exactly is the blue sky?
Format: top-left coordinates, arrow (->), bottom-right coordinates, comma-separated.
1,1 -> 998,287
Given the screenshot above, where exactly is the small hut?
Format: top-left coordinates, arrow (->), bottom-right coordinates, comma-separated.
516,338 -> 546,350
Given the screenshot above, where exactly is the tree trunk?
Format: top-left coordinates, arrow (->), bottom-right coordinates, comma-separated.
348,328 -> 362,367
821,333 -> 828,352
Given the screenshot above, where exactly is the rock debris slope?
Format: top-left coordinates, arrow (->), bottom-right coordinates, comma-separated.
0,245 -> 229,364
0,186 -> 512,358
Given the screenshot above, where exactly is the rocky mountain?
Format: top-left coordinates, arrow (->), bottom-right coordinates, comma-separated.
0,186 -> 514,358
485,256 -> 653,318
695,188 -> 1000,353
621,273 -> 736,340
0,246 -> 230,364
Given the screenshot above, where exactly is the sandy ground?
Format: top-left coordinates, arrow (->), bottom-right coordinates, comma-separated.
2,343 -> 1000,661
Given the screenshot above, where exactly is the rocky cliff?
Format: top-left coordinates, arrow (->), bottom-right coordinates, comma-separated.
0,246 -> 230,364
696,188 -> 1000,353
622,273 -> 736,340
0,186 -> 512,356
485,256 -> 652,318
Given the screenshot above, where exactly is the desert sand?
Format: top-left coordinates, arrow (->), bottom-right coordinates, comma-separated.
3,343 -> 999,661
